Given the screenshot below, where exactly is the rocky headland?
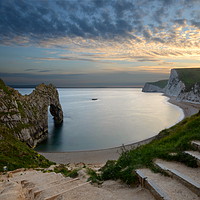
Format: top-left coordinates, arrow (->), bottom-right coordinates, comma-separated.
142,68 -> 200,104
142,80 -> 168,93
0,79 -> 63,148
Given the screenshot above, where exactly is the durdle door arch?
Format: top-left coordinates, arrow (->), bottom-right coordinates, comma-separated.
0,80 -> 63,148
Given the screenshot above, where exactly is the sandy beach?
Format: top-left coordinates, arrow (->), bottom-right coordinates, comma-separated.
168,97 -> 200,118
39,98 -> 200,165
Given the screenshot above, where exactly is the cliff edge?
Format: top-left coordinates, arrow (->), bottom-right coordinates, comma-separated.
165,68 -> 200,103
0,79 -> 63,148
142,80 -> 168,93
142,68 -> 200,104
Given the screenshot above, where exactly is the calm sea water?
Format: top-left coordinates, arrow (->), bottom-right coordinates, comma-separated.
17,88 -> 184,152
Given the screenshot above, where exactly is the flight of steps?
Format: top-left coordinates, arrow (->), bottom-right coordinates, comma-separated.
0,167 -> 155,200
136,140 -> 200,200
1,141 -> 199,200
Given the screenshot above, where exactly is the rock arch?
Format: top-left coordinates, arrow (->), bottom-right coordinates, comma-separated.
0,80 -> 63,147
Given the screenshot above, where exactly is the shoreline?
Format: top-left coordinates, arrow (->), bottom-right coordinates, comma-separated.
39,97 -> 200,165
167,97 -> 200,118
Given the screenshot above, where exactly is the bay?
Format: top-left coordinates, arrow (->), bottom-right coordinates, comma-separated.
17,88 -> 184,152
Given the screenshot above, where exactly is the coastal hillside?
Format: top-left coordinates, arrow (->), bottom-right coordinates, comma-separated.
165,68 -> 200,103
0,80 -> 64,171
0,124 -> 54,171
142,80 -> 168,92
0,79 -> 63,148
143,68 -> 200,103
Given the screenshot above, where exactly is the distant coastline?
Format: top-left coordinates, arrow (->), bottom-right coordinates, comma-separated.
13,85 -> 143,88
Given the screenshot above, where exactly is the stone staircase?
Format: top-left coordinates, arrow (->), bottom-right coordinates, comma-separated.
1,141 -> 200,199
136,140 -> 200,200
0,167 -> 155,200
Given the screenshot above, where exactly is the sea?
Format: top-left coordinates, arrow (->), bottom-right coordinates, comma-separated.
16,88 -> 184,152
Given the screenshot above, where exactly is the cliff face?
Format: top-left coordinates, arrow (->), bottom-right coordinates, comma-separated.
142,83 -> 166,93
142,80 -> 168,93
0,80 -> 63,147
165,69 -> 185,97
142,68 -> 200,103
165,69 -> 200,103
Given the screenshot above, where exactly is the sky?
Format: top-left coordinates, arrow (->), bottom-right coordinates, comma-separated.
0,0 -> 200,87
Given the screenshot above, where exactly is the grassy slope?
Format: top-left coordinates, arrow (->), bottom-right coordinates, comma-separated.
101,112 -> 200,184
0,79 -> 54,171
147,80 -> 168,88
0,125 -> 54,172
176,68 -> 200,91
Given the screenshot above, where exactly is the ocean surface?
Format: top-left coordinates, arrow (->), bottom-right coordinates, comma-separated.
17,88 -> 184,152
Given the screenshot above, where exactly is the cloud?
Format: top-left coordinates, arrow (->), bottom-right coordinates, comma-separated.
0,0 -> 199,42
190,20 -> 200,28
1,71 -> 169,87
24,68 -> 38,72
0,0 -> 200,64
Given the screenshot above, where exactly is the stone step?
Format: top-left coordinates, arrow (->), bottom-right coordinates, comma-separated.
34,178 -> 83,200
154,159 -> 200,185
155,162 -> 200,196
11,170 -> 40,181
25,173 -> 63,186
27,176 -> 72,198
56,182 -> 114,200
184,151 -> 200,166
44,181 -> 90,200
32,177 -> 79,196
136,168 -> 199,200
58,180 -> 156,200
191,141 -> 200,151
0,181 -> 25,200
11,171 -> 54,184
136,169 -> 170,200
13,172 -> 61,191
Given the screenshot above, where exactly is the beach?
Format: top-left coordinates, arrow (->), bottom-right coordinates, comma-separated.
39,98 -> 200,165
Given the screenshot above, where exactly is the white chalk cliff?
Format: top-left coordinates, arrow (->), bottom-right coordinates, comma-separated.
165,69 -> 200,103
143,68 -> 200,103
142,83 -> 166,93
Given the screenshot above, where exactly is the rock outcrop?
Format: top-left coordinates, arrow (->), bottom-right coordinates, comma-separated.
142,80 -> 168,93
142,83 -> 166,93
143,68 -> 200,104
165,69 -> 200,103
0,80 -> 63,147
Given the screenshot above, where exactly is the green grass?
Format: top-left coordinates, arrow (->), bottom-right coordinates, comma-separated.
53,164 -> 79,178
87,168 -> 103,184
176,68 -> 200,91
147,80 -> 168,88
100,112 -> 200,185
0,124 -> 54,172
0,79 -> 13,95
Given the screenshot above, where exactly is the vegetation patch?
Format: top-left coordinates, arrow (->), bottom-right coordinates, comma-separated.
0,124 -> 54,172
0,79 -> 13,95
16,100 -> 26,118
100,112 -> 200,185
53,164 -> 79,178
87,168 -> 103,184
149,79 -> 168,88
176,68 -> 200,91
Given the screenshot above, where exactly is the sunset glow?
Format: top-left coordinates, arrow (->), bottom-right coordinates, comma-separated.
0,0 -> 200,86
